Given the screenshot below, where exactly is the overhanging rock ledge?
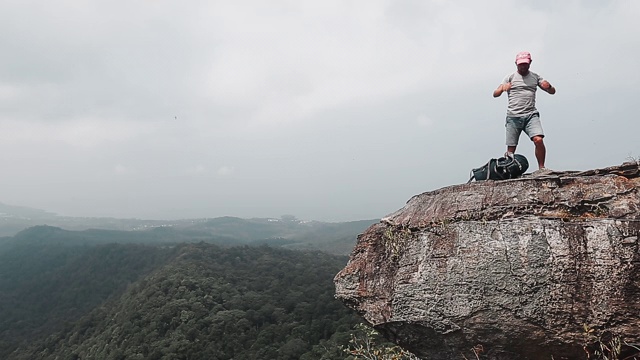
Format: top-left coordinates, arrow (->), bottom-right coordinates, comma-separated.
334,162 -> 640,360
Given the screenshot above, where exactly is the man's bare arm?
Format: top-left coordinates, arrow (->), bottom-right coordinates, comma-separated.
493,83 -> 511,98
539,80 -> 556,94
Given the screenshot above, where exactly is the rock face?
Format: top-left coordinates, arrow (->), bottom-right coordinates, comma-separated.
335,162 -> 640,360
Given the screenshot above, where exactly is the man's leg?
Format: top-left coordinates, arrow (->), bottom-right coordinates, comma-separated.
505,117 -> 521,157
532,136 -> 546,169
524,114 -> 546,169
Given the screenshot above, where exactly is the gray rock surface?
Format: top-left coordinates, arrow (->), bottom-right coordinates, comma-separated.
335,162 -> 640,359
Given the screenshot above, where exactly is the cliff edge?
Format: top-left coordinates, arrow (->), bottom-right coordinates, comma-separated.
334,162 -> 640,360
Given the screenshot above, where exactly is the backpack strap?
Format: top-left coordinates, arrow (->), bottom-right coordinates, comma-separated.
488,158 -> 500,180
467,159 -> 492,184
513,156 -> 524,171
500,156 -> 516,167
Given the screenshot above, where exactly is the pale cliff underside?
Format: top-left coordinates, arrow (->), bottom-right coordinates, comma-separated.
335,162 -> 640,360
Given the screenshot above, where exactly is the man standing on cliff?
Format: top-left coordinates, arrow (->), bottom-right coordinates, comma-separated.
493,51 -> 556,173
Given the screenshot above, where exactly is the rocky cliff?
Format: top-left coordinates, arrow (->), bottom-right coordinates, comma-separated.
335,162 -> 640,360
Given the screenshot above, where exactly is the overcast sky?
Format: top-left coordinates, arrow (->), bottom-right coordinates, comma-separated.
1,1 -> 638,221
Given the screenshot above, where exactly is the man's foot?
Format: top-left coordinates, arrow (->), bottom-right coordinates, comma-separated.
531,167 -> 553,176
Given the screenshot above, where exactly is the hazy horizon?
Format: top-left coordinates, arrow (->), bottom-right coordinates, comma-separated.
0,200 -> 378,222
1,1 -> 638,222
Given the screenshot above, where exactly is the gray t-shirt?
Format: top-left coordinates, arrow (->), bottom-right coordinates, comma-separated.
502,71 -> 545,117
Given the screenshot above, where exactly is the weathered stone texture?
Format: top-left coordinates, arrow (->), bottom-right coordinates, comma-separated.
335,163 -> 640,359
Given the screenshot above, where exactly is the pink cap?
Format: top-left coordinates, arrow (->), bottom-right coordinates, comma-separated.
515,51 -> 532,64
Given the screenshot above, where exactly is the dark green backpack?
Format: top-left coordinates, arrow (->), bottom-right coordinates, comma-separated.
468,154 -> 529,183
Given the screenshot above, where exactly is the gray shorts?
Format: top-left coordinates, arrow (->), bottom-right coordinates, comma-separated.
505,112 -> 544,146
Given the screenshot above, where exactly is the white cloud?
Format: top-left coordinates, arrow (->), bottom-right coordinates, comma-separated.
416,114 -> 434,129
188,165 -> 207,175
216,166 -> 235,177
0,118 -> 147,148
114,164 -> 128,175
0,84 -> 23,101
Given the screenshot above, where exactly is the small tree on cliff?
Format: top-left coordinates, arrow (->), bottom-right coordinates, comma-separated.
343,323 -> 420,360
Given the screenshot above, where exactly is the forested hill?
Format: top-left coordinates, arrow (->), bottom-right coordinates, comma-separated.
2,239 -> 361,359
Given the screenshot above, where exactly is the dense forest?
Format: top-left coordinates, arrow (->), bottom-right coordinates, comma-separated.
0,226 -> 369,359
0,241 -> 175,356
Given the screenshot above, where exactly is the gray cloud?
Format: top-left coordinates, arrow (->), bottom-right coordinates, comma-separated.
0,1 -> 638,221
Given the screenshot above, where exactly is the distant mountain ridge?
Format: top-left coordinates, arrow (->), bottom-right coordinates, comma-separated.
0,202 -> 376,255
0,218 -> 374,256
0,202 -> 55,219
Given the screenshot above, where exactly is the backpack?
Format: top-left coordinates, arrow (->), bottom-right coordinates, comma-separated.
467,154 -> 529,183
